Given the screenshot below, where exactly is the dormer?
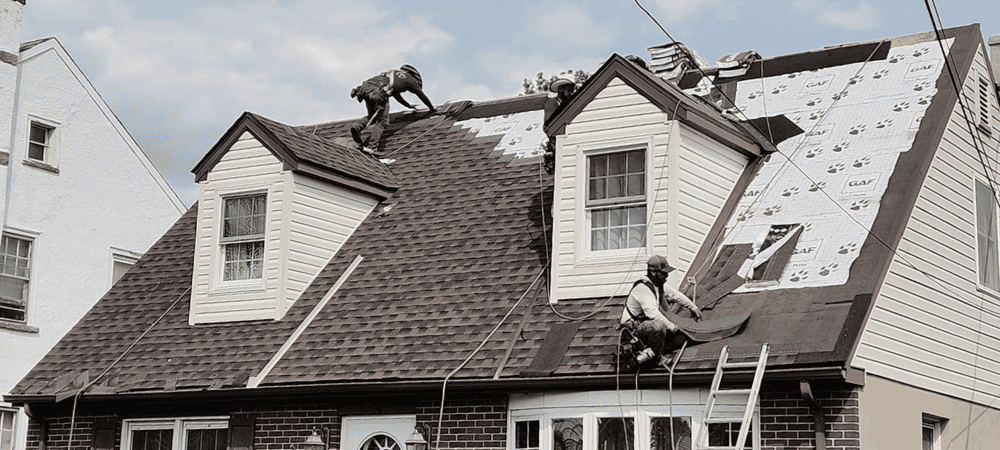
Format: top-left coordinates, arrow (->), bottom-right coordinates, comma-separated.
544,54 -> 764,302
188,113 -> 398,324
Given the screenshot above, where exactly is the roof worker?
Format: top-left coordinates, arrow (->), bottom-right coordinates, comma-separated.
549,73 -> 577,104
350,64 -> 435,154
621,255 -> 703,362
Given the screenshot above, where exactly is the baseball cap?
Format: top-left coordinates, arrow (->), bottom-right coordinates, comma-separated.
647,255 -> 676,273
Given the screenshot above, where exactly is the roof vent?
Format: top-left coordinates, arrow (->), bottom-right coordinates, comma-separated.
646,42 -> 708,81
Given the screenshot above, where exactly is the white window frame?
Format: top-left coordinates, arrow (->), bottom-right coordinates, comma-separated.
974,177 -> 1000,294
0,232 -> 35,324
110,247 -> 142,288
575,138 -> 654,265
1,408 -> 17,450
509,404 -> 756,450
921,414 -> 946,450
121,417 -> 228,450
24,115 -> 60,168
217,189 -> 268,286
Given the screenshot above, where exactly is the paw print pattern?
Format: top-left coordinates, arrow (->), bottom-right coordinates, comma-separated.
771,84 -> 788,95
805,148 -> 823,159
849,124 -> 867,135
872,68 -> 891,79
788,270 -> 810,282
853,156 -> 871,168
782,186 -> 800,197
892,101 -> 911,112
806,97 -> 824,107
802,222 -> 814,232
850,199 -> 871,210
807,109 -> 824,121
912,46 -> 930,57
832,91 -> 849,101
832,141 -> 850,153
819,263 -> 840,276
828,162 -> 846,174
762,205 -> 782,216
889,53 -> 907,63
917,94 -> 933,105
914,80 -> 932,92
849,74 -> 864,85
787,72 -> 800,79
838,242 -> 859,254
508,137 -> 523,146
809,181 -> 827,192
747,90 -> 763,100
875,119 -> 893,129
736,210 -> 754,222
524,123 -> 538,132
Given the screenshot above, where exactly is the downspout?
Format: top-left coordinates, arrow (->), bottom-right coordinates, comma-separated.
799,380 -> 827,450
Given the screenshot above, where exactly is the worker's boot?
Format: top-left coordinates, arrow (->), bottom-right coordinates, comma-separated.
350,124 -> 363,144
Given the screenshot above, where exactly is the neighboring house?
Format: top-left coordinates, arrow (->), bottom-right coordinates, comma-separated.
0,1 -> 186,449
7,21 -> 1000,450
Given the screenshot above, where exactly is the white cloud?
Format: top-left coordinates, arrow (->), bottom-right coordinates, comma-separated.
527,1 -> 614,49
793,0 -> 883,31
651,0 -> 728,23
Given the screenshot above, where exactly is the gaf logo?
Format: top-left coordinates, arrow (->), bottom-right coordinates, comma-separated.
791,239 -> 823,261
905,61 -> 939,78
844,173 -> 881,193
743,189 -> 762,198
805,124 -> 835,140
800,75 -> 836,94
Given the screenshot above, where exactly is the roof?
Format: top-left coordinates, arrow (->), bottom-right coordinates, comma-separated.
6,24 -> 987,402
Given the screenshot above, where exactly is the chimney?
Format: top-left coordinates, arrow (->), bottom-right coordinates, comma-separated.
990,34 -> 1000,88
1,0 -> 25,163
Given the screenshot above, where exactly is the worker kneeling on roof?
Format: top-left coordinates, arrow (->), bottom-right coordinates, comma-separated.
621,255 -> 703,356
350,64 -> 435,154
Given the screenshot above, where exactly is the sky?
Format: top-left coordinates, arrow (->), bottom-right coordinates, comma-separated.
18,0 -> 1000,206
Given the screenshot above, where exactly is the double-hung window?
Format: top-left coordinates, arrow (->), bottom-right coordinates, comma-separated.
221,194 -> 266,281
123,419 -> 228,450
0,235 -> 32,322
587,148 -> 647,251
27,121 -> 53,162
975,179 -> 999,291
1,409 -> 16,450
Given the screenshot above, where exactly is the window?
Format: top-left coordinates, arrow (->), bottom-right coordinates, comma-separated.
707,422 -> 753,449
0,235 -> 32,322
587,149 -> 646,251
221,194 -> 266,281
27,121 -> 53,162
551,418 -> 581,450
975,179 -> 999,291
1,409 -> 16,450
921,414 -> 946,450
515,421 -> 540,450
123,419 -> 228,450
360,435 -> 401,450
597,418 -> 634,450
649,417 -> 691,450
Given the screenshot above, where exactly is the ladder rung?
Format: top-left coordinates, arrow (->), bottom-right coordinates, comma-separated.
714,388 -> 752,396
721,361 -> 758,369
704,417 -> 744,424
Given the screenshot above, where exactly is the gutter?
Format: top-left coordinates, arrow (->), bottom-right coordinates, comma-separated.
7,365 -> 863,405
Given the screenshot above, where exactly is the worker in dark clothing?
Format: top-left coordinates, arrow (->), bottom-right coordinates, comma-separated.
350,64 -> 434,153
620,255 -> 702,360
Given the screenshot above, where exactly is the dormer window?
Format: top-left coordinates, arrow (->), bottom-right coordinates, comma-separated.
221,194 -> 266,281
587,148 -> 646,251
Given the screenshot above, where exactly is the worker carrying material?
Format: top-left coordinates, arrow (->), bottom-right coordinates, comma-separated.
620,255 -> 703,359
350,64 -> 435,153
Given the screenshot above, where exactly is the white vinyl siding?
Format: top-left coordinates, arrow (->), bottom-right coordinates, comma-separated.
854,46 -> 1000,407
550,77 -> 747,301
190,132 -> 380,324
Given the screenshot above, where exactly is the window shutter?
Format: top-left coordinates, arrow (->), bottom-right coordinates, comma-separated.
228,414 -> 256,450
92,417 -> 117,450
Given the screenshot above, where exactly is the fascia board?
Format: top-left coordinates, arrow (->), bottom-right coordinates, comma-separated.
192,113 -> 299,183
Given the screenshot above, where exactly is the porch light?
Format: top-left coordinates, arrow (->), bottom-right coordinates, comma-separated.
302,428 -> 328,450
405,425 -> 431,450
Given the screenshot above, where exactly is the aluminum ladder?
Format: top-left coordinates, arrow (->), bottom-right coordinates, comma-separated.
694,343 -> 769,450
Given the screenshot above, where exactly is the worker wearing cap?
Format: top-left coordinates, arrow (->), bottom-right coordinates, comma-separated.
621,255 -> 703,355
350,64 -> 435,152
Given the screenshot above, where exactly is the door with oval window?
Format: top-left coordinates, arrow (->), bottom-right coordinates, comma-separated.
340,415 -> 415,450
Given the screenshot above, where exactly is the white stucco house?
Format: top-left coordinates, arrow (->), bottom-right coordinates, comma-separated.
0,1 -> 186,449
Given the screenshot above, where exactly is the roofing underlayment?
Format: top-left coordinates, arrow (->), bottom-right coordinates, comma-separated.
687,39 -> 953,291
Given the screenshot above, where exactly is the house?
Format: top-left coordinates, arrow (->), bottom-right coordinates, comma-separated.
6,21 -> 1000,450
0,0 -> 186,448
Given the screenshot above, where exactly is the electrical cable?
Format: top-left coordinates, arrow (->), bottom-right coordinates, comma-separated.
435,269 -> 545,450
67,285 -> 188,450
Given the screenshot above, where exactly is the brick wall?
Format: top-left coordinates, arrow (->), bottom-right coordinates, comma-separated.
416,393 -> 507,450
759,381 -> 860,450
